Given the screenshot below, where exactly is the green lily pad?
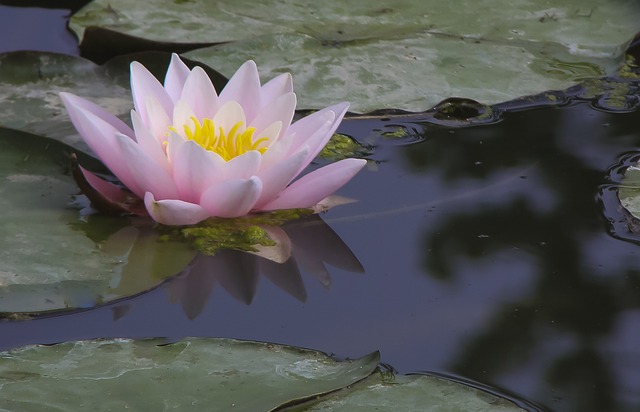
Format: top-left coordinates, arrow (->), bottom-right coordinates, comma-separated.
303,373 -> 524,411
0,338 -> 524,411
69,0 -> 640,112
0,51 -> 130,149
619,165 -> 640,220
0,338 -> 380,411
0,51 -> 226,148
0,128 -> 195,314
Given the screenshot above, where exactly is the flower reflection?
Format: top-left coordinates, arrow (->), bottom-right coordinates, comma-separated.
165,214 -> 363,319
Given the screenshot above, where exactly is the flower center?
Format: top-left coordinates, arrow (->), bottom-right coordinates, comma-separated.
174,116 -> 268,161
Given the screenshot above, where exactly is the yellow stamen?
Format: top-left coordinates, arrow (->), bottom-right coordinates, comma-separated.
171,116 -> 268,161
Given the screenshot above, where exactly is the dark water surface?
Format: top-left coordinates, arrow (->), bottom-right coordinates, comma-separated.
2,5 -> 640,412
3,97 -> 640,412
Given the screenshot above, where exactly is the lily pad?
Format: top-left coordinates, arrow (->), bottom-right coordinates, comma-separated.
618,164 -> 640,220
0,338 -> 525,411
303,373 -> 524,411
0,51 -> 226,148
0,51 -> 130,149
0,338 -> 380,411
69,0 -> 640,112
0,128 -> 195,314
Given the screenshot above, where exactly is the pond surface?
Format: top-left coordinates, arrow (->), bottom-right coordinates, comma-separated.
2,4 -> 640,412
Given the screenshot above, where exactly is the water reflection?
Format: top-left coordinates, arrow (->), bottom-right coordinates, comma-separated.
4,76 -> 640,412
161,215 -> 363,320
379,106 -> 640,412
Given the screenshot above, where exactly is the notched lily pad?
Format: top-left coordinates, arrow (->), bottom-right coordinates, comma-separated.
0,337 -> 526,411
69,0 -> 640,112
0,338 -> 380,411
0,128 -> 195,315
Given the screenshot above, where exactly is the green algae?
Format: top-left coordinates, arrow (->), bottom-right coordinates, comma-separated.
320,133 -> 371,161
175,208 -> 314,256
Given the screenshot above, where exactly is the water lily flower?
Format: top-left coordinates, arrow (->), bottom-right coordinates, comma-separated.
60,54 -> 366,225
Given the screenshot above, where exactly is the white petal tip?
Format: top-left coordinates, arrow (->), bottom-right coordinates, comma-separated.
144,192 -> 210,226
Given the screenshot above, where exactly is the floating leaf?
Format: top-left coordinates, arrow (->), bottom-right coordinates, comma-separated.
0,338 -> 379,411
0,51 -> 226,146
69,0 -> 640,112
0,128 -> 195,314
618,165 -> 640,219
0,51 -> 130,149
302,373 -> 524,411
0,338 -> 525,411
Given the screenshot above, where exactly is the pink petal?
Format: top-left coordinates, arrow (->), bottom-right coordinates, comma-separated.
144,192 -> 210,225
250,92 -> 296,140
166,131 -> 187,163
115,132 -> 179,200
200,176 -> 262,217
218,60 -> 261,121
181,66 -> 219,120
223,150 -> 261,180
60,92 -> 134,139
287,102 -> 346,138
74,164 -> 146,216
164,53 -> 190,103
172,100 -> 196,138
212,101 -> 247,133
259,131 -> 296,171
254,146 -> 309,208
254,121 -> 282,151
79,165 -> 131,205
130,61 -> 173,126
66,106 -> 143,196
298,124 -> 336,174
263,117 -> 333,176
131,110 -> 169,172
262,158 -> 366,210
260,72 -> 293,102
285,109 -> 335,158
144,94 -> 172,142
290,102 -> 349,165
172,140 -> 225,203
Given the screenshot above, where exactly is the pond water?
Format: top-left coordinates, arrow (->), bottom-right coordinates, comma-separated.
2,4 -> 640,412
